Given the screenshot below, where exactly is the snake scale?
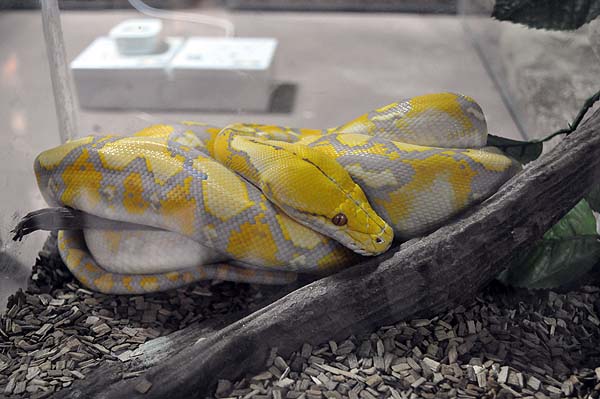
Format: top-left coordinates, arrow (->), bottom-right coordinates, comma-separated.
25,93 -> 521,294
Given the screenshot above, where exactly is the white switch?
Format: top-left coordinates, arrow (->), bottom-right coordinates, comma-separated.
109,19 -> 163,55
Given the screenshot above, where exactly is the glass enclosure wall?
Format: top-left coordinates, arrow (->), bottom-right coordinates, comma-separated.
1,0 -> 522,309
460,0 -> 600,143
2,2 -> 600,399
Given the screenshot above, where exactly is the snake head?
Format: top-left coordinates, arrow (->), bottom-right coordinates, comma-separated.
214,130 -> 394,256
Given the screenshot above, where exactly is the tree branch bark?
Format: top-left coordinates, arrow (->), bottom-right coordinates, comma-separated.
56,108 -> 600,399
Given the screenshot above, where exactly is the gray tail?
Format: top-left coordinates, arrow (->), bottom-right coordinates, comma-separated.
12,207 -> 156,241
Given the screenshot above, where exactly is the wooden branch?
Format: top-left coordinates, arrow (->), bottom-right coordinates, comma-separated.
56,108 -> 600,399
50,284 -> 300,396
55,308 -> 251,395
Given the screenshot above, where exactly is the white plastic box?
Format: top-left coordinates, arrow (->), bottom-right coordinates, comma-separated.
70,36 -> 278,111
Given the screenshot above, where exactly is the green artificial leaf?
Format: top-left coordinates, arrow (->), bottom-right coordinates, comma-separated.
585,184 -> 600,213
486,134 -> 543,165
542,199 -> 597,239
499,236 -> 600,289
493,0 -> 600,31
498,199 -> 600,288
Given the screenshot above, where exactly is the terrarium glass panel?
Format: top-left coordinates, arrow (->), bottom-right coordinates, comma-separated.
1,1 -> 599,398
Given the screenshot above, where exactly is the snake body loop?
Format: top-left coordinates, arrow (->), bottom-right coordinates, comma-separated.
32,93 -> 521,294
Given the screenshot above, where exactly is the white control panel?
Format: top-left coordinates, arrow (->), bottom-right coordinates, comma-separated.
169,38 -> 277,111
70,19 -> 278,112
171,37 -> 277,70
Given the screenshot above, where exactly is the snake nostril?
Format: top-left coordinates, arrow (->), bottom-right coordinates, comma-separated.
375,237 -> 384,244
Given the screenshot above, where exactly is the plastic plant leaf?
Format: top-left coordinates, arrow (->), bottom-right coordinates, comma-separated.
542,199 -> 597,239
498,235 -> 600,289
585,184 -> 600,213
498,199 -> 600,288
487,134 -> 543,165
493,0 -> 600,31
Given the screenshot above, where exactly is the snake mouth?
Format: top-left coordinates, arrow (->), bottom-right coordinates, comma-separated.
344,223 -> 393,256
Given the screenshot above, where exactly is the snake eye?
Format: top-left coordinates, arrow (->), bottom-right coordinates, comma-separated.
332,213 -> 347,226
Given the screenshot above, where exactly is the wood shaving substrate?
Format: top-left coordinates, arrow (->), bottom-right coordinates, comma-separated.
0,235 -> 266,398
0,235 -> 599,399
217,283 -> 600,399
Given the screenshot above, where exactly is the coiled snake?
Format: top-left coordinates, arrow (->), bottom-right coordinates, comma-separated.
18,93 -> 521,294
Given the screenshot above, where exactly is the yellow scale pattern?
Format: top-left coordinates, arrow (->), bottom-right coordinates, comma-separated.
32,93 -> 520,294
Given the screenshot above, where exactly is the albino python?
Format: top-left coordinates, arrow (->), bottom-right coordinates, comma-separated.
16,93 -> 521,294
